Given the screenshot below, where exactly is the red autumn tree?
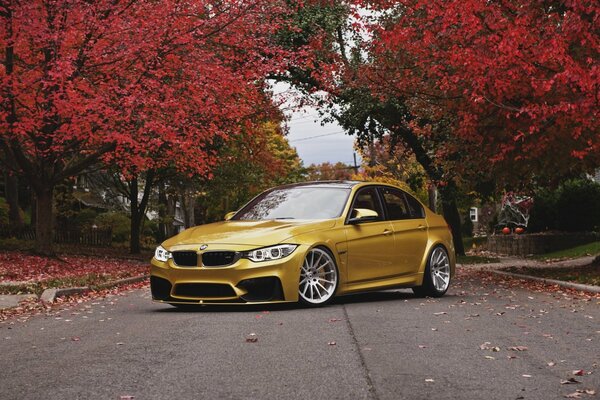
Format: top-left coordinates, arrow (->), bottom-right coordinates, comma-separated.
0,0 -> 302,254
360,0 -> 600,187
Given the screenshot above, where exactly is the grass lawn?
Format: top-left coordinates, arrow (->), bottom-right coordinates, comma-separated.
504,264 -> 600,286
532,241 -> 600,261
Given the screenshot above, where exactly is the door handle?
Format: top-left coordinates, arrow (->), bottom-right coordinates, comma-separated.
383,229 -> 392,236
417,225 -> 427,231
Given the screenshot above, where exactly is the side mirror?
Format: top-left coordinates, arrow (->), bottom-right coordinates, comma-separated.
348,208 -> 379,224
224,211 -> 236,221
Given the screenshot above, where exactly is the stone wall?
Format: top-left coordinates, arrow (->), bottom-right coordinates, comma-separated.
487,232 -> 600,256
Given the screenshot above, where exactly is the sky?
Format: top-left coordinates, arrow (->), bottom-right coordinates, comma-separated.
273,82 -> 359,167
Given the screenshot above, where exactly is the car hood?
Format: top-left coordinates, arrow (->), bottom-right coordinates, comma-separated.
162,219 -> 336,248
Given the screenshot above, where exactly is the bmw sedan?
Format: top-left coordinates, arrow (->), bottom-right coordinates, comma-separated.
150,181 -> 455,307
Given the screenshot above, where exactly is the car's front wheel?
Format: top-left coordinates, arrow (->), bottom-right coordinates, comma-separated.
298,247 -> 338,306
412,245 -> 451,298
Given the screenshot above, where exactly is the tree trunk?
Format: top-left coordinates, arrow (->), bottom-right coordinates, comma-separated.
34,185 -> 54,255
128,171 -> 155,254
130,212 -> 141,254
157,182 -> 168,242
181,193 -> 195,228
4,171 -> 24,228
129,176 -> 141,254
439,184 -> 465,256
427,184 -> 437,213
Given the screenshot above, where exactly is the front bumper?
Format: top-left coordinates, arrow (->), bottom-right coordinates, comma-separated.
150,244 -> 307,305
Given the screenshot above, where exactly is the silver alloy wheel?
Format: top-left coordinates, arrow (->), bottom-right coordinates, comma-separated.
430,247 -> 451,292
299,248 -> 337,304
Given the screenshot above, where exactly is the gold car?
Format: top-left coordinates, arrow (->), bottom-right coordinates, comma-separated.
151,181 -> 455,307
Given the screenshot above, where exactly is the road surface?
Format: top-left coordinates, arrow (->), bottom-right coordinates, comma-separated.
1,271 -> 598,400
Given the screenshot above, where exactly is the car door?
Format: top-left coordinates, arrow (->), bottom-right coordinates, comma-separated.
379,187 -> 429,275
345,186 -> 396,283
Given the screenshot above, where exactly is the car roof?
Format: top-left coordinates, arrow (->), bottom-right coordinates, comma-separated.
277,180 -> 362,189
276,180 -> 406,190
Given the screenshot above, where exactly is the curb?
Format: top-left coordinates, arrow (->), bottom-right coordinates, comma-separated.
491,270 -> 600,294
38,275 -> 149,304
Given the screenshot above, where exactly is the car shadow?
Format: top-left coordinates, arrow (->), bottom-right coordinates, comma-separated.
151,289 -> 455,313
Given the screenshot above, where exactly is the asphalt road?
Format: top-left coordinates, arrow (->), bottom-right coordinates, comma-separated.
1,271 -> 598,400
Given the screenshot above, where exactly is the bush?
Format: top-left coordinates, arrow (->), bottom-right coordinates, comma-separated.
94,212 -> 130,242
0,197 -> 9,225
529,179 -> 600,233
556,179 -> 600,232
528,189 -> 559,232
74,208 -> 98,228
461,214 -> 474,237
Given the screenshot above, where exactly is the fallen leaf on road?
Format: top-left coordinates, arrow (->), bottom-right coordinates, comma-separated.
548,362 -> 556,367
508,346 -> 528,351
328,318 -> 341,322
564,392 -> 582,398
561,378 -> 581,385
578,390 -> 595,395
572,370 -> 585,376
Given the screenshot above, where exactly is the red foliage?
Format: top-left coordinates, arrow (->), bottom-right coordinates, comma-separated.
0,251 -> 147,283
0,0 -> 302,176
356,0 -> 600,182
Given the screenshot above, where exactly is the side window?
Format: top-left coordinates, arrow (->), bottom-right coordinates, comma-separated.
404,193 -> 425,219
350,187 -> 384,221
381,188 -> 411,220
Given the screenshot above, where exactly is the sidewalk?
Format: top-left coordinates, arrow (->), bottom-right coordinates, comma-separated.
459,254 -> 600,294
459,254 -> 597,270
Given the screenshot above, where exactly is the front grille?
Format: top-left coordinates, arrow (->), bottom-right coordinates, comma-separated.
172,251 -> 198,267
173,283 -> 237,298
202,251 -> 239,267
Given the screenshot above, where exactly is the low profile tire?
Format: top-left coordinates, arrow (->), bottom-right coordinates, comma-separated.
298,247 -> 339,306
412,246 -> 451,298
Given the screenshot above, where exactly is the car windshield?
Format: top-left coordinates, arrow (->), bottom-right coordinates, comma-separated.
233,187 -> 351,220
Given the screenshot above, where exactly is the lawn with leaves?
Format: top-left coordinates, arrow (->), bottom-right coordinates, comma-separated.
532,241 -> 600,261
0,251 -> 148,295
503,264 -> 600,287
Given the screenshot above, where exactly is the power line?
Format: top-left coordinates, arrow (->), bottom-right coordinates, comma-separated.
289,131 -> 346,143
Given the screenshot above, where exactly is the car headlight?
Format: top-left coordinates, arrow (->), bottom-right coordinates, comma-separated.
242,244 -> 297,262
154,245 -> 172,262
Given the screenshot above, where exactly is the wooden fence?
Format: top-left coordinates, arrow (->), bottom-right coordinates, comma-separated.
0,225 -> 112,247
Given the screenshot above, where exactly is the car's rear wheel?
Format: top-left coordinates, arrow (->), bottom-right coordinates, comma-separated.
412,245 -> 451,298
298,247 -> 338,306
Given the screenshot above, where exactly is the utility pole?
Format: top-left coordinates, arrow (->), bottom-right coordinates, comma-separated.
352,152 -> 359,174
